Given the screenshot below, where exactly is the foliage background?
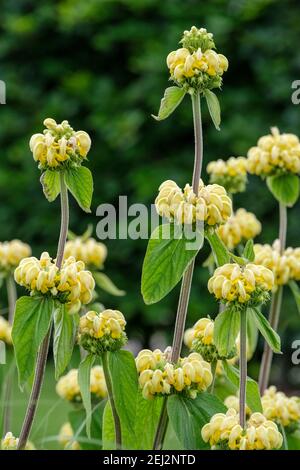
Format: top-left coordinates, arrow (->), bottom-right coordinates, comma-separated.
1,0 -> 300,442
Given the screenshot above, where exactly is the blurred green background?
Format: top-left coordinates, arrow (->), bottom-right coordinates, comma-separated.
1,0 -> 300,446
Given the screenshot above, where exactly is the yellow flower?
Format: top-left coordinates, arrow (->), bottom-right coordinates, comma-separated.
155,179 -> 232,227
56,366 -> 107,403
207,157 -> 247,193
201,408 -> 283,450
0,316 -> 12,345
284,247 -> 300,281
208,262 -> 274,304
58,422 -> 80,450
234,209 -> 262,241
14,252 -> 95,314
29,118 -> 91,170
136,349 -> 212,399
0,240 -> 31,272
217,209 -> 261,250
1,432 -> 35,450
224,395 -> 252,417
262,386 -> 300,428
247,127 -> 300,176
254,242 -> 290,287
64,237 -> 107,269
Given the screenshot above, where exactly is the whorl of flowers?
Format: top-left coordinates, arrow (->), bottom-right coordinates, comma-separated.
0,316 -> 12,345
1,432 -> 35,450
56,366 -> 107,403
201,408 -> 283,450
224,395 -> 252,417
78,309 -> 127,355
167,26 -> 228,93
262,386 -> 300,430
284,247 -> 300,281
64,237 -> 107,269
59,422 -> 80,450
208,263 -> 274,306
14,252 -> 95,314
155,179 -> 232,227
254,242 -> 290,287
0,240 -> 31,273
136,349 -> 212,400
247,127 -> 300,177
207,157 -> 248,194
29,118 -> 91,170
217,209 -> 261,250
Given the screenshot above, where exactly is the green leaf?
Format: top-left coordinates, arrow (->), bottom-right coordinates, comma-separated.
93,272 -> 125,296
133,393 -> 163,450
12,296 -> 54,387
222,361 -> 262,413
69,401 -> 105,450
167,393 -> 227,450
205,229 -> 230,267
65,166 -> 93,213
204,89 -> 221,130
78,354 -> 95,438
214,307 -> 240,357
289,280 -> 300,315
40,170 -> 61,202
250,307 -> 281,353
267,173 -> 299,207
142,224 -> 203,305
107,350 -> 139,449
102,401 -> 116,450
247,311 -> 259,359
152,86 -> 186,121
243,239 -> 255,262
53,304 -> 78,379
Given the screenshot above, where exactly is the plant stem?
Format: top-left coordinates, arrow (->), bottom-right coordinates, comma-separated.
258,202 -> 287,394
17,172 -> 69,449
153,92 -> 203,450
102,351 -> 122,449
6,275 -> 17,325
239,308 -> 247,430
209,360 -> 217,394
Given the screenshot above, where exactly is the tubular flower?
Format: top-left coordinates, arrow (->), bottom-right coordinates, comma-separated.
207,157 -> 248,194
247,127 -> 300,177
0,240 -> 31,273
217,209 -> 261,250
208,263 -> 274,306
155,179 -> 232,227
29,118 -> 91,170
187,317 -> 236,361
262,386 -> 300,430
1,432 -> 35,450
254,242 -> 290,287
136,349 -> 212,400
167,27 -> 228,93
0,316 -> 12,345
56,366 -> 107,403
64,237 -> 107,269
14,252 -> 95,314
58,422 -> 80,450
234,209 -> 262,241
201,408 -> 283,450
224,395 -> 252,417
284,247 -> 300,281
78,309 -> 127,354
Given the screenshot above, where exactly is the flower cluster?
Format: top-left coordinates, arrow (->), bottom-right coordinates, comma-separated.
167,27 -> 228,92
207,157 -> 248,194
0,240 -> 31,273
155,180 -> 232,227
201,408 -> 283,450
208,263 -> 274,305
1,432 -> 35,450
78,309 -> 127,354
262,386 -> 300,430
64,237 -> 107,269
224,395 -> 252,417
56,366 -> 107,403
29,118 -> 91,170
247,127 -> 300,176
217,209 -> 261,250
254,242 -> 290,287
59,423 -> 80,450
0,316 -> 12,345
284,247 -> 300,281
14,252 -> 95,314
136,349 -> 212,400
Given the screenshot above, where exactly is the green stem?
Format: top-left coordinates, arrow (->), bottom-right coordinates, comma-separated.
209,360 -> 217,394
153,92 -> 203,450
239,309 -> 247,430
279,423 -> 288,450
102,352 -> 122,449
258,202 -> 287,394
6,275 -> 17,325
17,172 -> 69,449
